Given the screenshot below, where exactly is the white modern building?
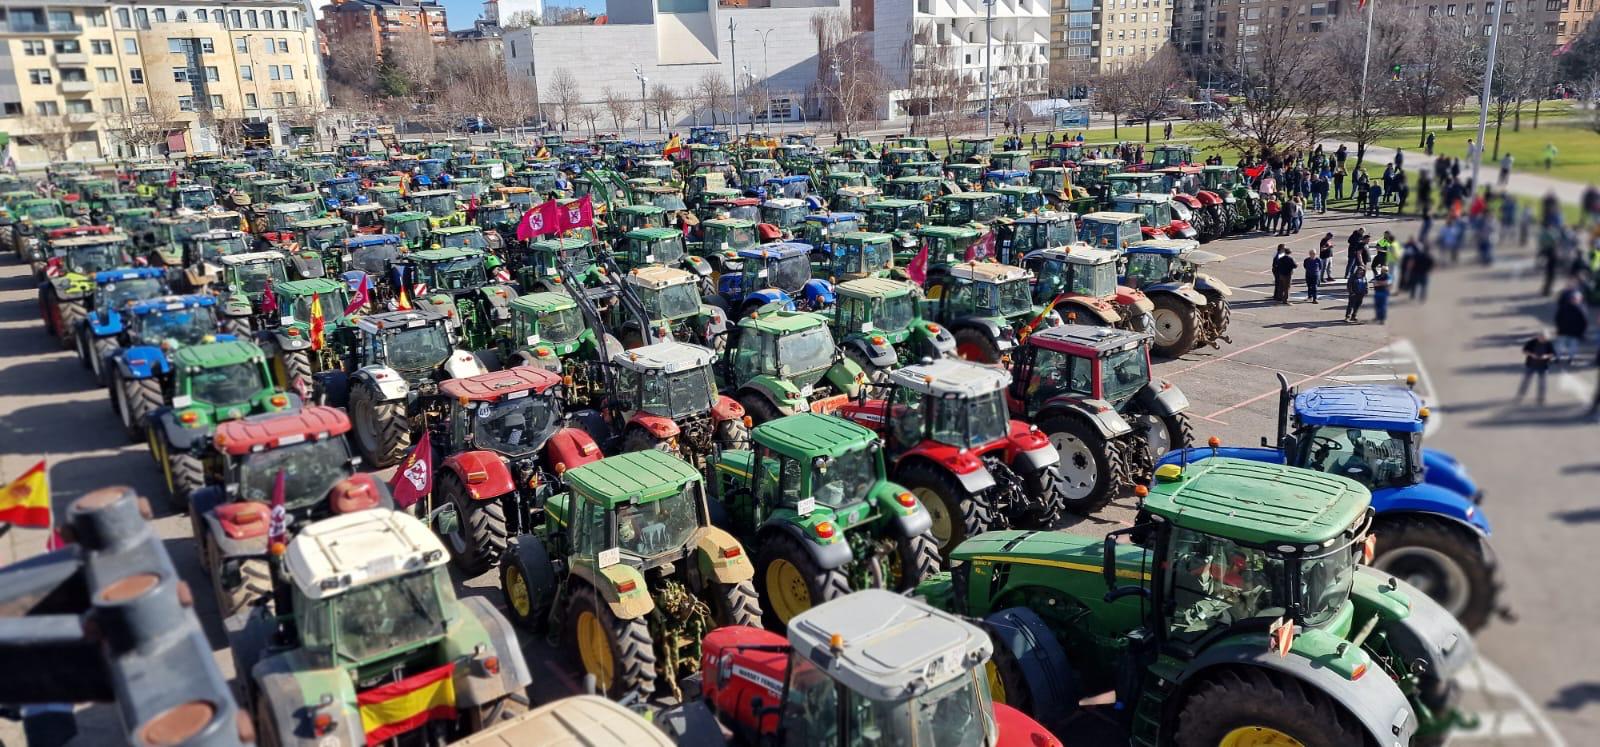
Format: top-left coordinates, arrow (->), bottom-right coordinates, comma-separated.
484,0 -> 542,26
873,0 -> 1050,119
502,0 -> 846,128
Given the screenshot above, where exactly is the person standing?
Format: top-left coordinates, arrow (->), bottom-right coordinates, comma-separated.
1367,180 -> 1383,217
1555,280 -> 1589,366
1303,248 -> 1324,303
1335,144 -> 1348,169
1345,265 -> 1369,323
1319,233 -> 1336,281
1272,245 -> 1297,304
1311,174 -> 1328,212
1499,153 -> 1514,186
1265,196 -> 1281,234
1425,131 -> 1436,156
1374,230 -> 1397,268
1345,229 -> 1369,277
1408,245 -> 1434,302
1544,142 -> 1558,171
1333,164 -> 1346,201
1371,265 -> 1392,323
1289,195 -> 1305,234
1518,330 -> 1556,405
1417,171 -> 1433,219
1354,169 -> 1369,212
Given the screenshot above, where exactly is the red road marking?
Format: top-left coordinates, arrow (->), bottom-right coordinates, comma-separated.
1205,343 -> 1392,420
1167,329 -> 1306,377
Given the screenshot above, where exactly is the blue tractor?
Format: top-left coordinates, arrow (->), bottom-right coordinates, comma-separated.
412,158 -> 451,188
1159,374 -> 1501,631
715,242 -> 836,319
319,175 -> 366,210
106,294 -> 229,441
74,267 -> 169,385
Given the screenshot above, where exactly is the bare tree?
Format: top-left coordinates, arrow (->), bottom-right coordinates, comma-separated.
18,111 -> 78,162
107,96 -> 184,159
741,83 -> 773,125
578,104 -> 603,136
324,32 -> 382,106
1193,17 -> 1337,162
1121,47 -> 1184,143
1321,7 -> 1407,169
1485,24 -> 1550,158
1094,69 -> 1135,140
1396,15 -> 1470,147
480,76 -> 541,131
695,72 -> 731,126
648,84 -> 684,131
544,68 -> 582,131
383,31 -> 438,98
601,87 -> 637,133
811,9 -> 885,135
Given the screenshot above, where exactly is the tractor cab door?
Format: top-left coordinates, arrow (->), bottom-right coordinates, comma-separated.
1161,526 -> 1285,650
571,493 -> 612,567
887,385 -> 927,453
1023,347 -> 1095,411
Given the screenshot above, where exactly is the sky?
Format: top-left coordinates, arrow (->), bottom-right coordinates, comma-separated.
438,0 -> 604,30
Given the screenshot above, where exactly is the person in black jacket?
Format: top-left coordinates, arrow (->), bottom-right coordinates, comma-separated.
1271,245 -> 1297,304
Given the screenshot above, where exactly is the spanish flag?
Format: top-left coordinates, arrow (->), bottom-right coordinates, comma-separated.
0,461 -> 50,528
663,134 -> 683,158
535,146 -> 551,160
358,662 -> 457,745
310,293 -> 326,351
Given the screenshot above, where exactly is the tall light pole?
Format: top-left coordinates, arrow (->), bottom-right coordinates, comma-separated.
1470,0 -> 1507,190
984,0 -> 995,138
1358,0 -> 1375,113
633,65 -> 648,139
754,28 -> 775,95
728,17 -> 740,138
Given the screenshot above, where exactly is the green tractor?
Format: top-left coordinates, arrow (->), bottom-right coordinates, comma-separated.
257,277 -> 352,388
229,508 -> 532,745
406,246 -> 519,353
408,188 -> 466,229
8,197 -> 68,261
706,413 -> 942,626
383,210 -> 433,250
923,457 -> 1477,746
498,450 -> 761,700
516,236 -> 605,292
615,227 -> 716,286
614,264 -> 728,351
719,307 -> 867,425
923,260 -> 1054,365
286,217 -> 353,275
694,217 -> 760,276
430,224 -> 495,254
38,232 -> 131,349
816,230 -> 896,282
143,340 -> 294,504
863,198 -> 932,262
831,276 -> 955,380
497,290 -> 620,407
216,251 -> 292,335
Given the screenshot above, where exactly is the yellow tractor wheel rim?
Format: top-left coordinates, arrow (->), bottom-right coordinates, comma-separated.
984,660 -> 1008,704
575,610 -> 614,691
765,558 -> 811,624
914,488 -> 952,548
505,566 -> 531,619
1219,726 -> 1304,747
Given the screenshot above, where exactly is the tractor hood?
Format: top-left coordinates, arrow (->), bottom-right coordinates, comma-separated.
1114,286 -> 1154,313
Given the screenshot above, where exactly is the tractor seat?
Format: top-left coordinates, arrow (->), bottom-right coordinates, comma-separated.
329,474 -> 383,514
216,501 -> 270,540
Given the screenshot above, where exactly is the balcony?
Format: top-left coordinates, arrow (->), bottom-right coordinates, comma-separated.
53,51 -> 87,65
6,20 -> 81,34
59,80 -> 93,94
66,111 -> 95,124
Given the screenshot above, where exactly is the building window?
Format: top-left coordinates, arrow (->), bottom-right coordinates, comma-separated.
264,10 -> 274,28
245,92 -> 257,108
196,9 -> 207,22
178,95 -> 194,111
52,40 -> 79,54
176,11 -> 187,22
91,39 -> 112,54
36,101 -> 60,116
60,67 -> 87,82
236,37 -> 248,53
1545,0 -> 1556,8
135,8 -> 149,26
279,10 -> 289,27
102,97 -> 124,113
135,97 -> 148,112
154,9 -> 167,23
66,99 -> 92,114
1069,11 -> 1093,26
247,10 -> 258,27
173,68 -> 189,83
204,66 -> 219,82
272,92 -> 284,107
168,39 -> 185,53
129,68 -> 144,84
89,10 -> 107,27
1465,3 -> 1473,13
231,10 -> 241,27
201,38 -> 214,53
285,92 -> 297,106
268,66 -> 280,81
209,94 -> 223,109
21,41 -> 45,56
281,65 -> 293,80
277,39 -> 289,53
2,103 -> 22,117
262,38 -> 273,54
27,70 -> 51,85
124,38 -> 138,54
241,65 -> 253,81
117,8 -> 131,27
97,67 -> 118,83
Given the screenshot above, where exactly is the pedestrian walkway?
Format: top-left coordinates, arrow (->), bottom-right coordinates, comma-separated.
1323,141 -> 1591,204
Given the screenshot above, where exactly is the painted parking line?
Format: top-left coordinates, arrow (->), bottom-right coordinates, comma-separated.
1166,329 -> 1306,377
1205,343 -> 1392,421
1449,657 -> 1569,746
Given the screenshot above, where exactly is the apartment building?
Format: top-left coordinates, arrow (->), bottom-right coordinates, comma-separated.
317,0 -> 448,61
875,0 -> 1052,115
0,1 -> 327,167
1050,0 -> 1171,76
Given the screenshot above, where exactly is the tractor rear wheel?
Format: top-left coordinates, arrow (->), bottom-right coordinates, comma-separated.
622,427 -> 676,455
566,585 -> 657,701
758,532 -> 850,628
711,579 -> 762,628
440,472 -> 508,577
279,350 -> 313,392
115,372 -> 162,441
735,390 -> 782,427
350,384 -> 410,468
90,336 -> 117,387
843,348 -> 889,384
892,531 -> 944,590
166,450 -> 205,509
1128,410 -> 1193,474
1175,667 -> 1363,747
74,327 -> 92,369
898,461 -> 992,556
56,300 -> 84,350
714,417 -> 750,450
203,531 -> 271,618
1042,416 -> 1120,514
1149,295 -> 1198,358
1370,517 -> 1497,632
953,327 -> 1001,364
220,316 -> 252,339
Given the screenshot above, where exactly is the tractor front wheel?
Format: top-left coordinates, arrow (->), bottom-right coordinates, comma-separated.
757,532 -> 851,628
501,536 -> 555,633
279,350 -> 313,392
56,300 -> 84,350
220,315 -> 252,339
714,417 -> 751,450
1175,667 -> 1363,747
1127,410 -> 1193,476
1370,517 -> 1497,632
566,585 -> 657,701
622,427 -> 676,455
74,327 -> 92,369
440,472 -> 508,577
165,450 -> 205,510
953,327 -> 1001,364
892,531 -> 944,591
898,461 -> 992,556
735,390 -> 783,427
203,531 -> 271,618
115,371 -> 162,442
90,336 -> 117,387
1042,416 -> 1121,514
350,384 -> 411,468
1149,296 -> 1199,358
711,579 -> 762,628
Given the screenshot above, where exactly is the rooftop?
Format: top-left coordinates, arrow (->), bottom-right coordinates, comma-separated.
285,508 -> 447,601
788,589 -> 991,702
753,412 -> 878,459
889,358 -> 1010,398
1144,458 -> 1370,547
439,365 -> 563,402
564,450 -> 701,506
611,341 -> 716,374
1294,386 -> 1425,434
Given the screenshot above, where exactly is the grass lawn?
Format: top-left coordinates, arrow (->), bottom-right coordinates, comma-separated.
1376,121 -> 1600,184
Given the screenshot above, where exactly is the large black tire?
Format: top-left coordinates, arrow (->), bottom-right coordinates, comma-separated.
114,371 -> 162,442
90,336 -> 117,387
1042,415 -> 1121,513
220,315 -> 252,339
1149,295 -> 1199,358
952,327 -> 1002,364
439,472 -> 508,577
711,579 -> 762,628
74,326 -> 92,369
1370,516 -> 1498,632
622,426 -> 676,454
714,417 -> 751,450
1175,667 -> 1364,747
1126,410 -> 1193,475
204,531 -> 271,618
897,460 -> 992,556
566,585 -> 657,701
1020,464 -> 1064,527
893,531 -> 944,590
280,349 -> 313,391
757,532 -> 850,628
349,384 -> 410,468
736,390 -> 783,427
56,299 -> 84,350
166,450 -> 205,510
501,536 -> 555,633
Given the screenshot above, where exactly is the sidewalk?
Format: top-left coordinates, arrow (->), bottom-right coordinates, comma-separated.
1324,141 -> 1592,204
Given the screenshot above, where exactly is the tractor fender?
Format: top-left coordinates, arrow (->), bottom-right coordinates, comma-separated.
1156,445 -> 1284,468
1115,287 -> 1155,313
443,451 -> 517,501
950,317 -> 1017,353
629,411 -> 681,440
1145,284 -> 1208,307
1132,381 -> 1191,417
269,328 -> 311,352
710,395 -> 745,424
352,365 -> 409,401
716,273 -> 743,300
546,427 -> 605,473
902,452 -> 998,497
88,309 -> 123,338
1420,448 -> 1480,502
1352,566 -> 1478,685
571,564 -> 656,620
699,306 -> 729,340
907,322 -> 957,359
844,335 -> 897,369
691,525 -> 757,584
1371,484 -> 1491,535
983,607 -> 1080,735
1194,274 -> 1233,298
755,520 -> 854,572
1054,296 -> 1122,326
252,655 -> 361,745
1040,397 -> 1133,440
1009,439 -> 1060,475
115,345 -> 169,380
444,349 -> 486,379
873,487 -> 934,539
1174,639 -> 1418,747
194,489 -> 270,558
684,256 -> 713,278
223,293 -> 254,319
745,288 -> 793,312
801,278 -> 835,308
449,595 -> 536,703
151,409 -> 212,452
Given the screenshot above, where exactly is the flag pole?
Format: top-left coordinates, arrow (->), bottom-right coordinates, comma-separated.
1359,0 -> 1375,117
1470,0 -> 1507,191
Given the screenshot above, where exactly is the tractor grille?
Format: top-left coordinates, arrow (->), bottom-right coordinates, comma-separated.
983,454 -> 1027,530
678,411 -> 714,462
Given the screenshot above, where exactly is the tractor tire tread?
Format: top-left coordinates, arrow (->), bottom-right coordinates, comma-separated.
1371,515 -> 1497,633
1176,666 -> 1363,747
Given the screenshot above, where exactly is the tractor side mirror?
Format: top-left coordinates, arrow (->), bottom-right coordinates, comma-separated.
1260,436 -> 1270,447
1101,526 -> 1152,602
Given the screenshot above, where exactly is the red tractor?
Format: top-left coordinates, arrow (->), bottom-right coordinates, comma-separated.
1157,164 -> 1230,241
830,358 -> 1061,555
694,589 -> 1060,747
420,365 -> 605,575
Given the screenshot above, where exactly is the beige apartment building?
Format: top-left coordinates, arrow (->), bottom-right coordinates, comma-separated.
0,1 -> 327,168
1050,0 -> 1171,78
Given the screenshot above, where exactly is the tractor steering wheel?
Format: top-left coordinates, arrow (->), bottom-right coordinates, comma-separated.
1309,435 -> 1343,464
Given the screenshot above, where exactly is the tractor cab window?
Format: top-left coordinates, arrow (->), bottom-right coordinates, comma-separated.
417,193 -> 455,217
1123,253 -> 1172,287
836,297 -> 868,333
1301,426 -> 1413,488
1299,539 -> 1359,627
616,485 -> 700,559
1165,527 -> 1286,638
987,279 -> 1033,318
425,257 -> 487,290
67,244 -> 124,274
393,219 -> 427,243
471,395 -> 560,456
931,389 -> 1009,448
780,653 -> 841,746
746,254 -> 810,295
876,294 -> 915,334
291,290 -> 350,323
188,362 -> 263,405
325,180 -> 360,201
1025,348 -> 1093,403
537,306 -> 583,345
713,224 -> 758,252
811,447 -> 876,507
844,241 -> 890,275
1101,346 -> 1149,404
383,324 -> 451,373
440,231 -> 488,251
191,237 -> 249,263
137,306 -> 219,346
233,261 -> 287,294
646,237 -> 686,265
238,438 -> 350,510
775,327 -> 833,378
854,668 -> 993,746
638,365 -> 716,419
348,244 -> 402,276
180,189 -> 215,210
301,224 -> 348,250
639,281 -> 701,320
100,277 -> 165,308
331,571 -> 449,662
733,329 -> 766,383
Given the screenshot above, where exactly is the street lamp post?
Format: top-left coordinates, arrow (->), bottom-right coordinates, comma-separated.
1470,0 -> 1507,190
984,0 -> 995,139
633,65 -> 648,139
728,17 -> 740,138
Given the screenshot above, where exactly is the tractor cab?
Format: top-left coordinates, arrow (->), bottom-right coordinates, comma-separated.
836,136 -> 872,156
430,224 -> 491,253
698,218 -> 760,271
1121,239 -> 1222,290
688,144 -> 733,173
493,185 -> 538,211
92,267 -> 169,316
822,231 -> 895,281
409,246 -> 494,295
453,177 -> 489,203
1007,324 -> 1161,417
507,291 -> 590,364
48,233 -> 130,277
633,159 -> 678,182
125,294 -> 223,351
896,160 -> 944,179
863,199 -> 929,235
760,198 -> 810,237
261,201 -> 318,234
953,137 -> 994,164
923,262 -> 1038,361
884,176 -> 942,203
763,175 -> 812,201
997,212 -> 1079,262
1022,245 -> 1152,326
181,229 -> 253,289
612,204 -> 668,236
619,265 -> 720,340
988,151 -> 1030,172
883,147 -> 933,168
343,234 -> 405,280
339,202 -> 387,234
607,341 -> 731,451
993,185 -> 1047,217
319,176 -> 363,208
366,185 -> 404,211
290,217 -> 351,254
165,340 -> 286,425
705,197 -> 762,224
831,186 -> 882,214
1274,385 -> 1437,493
635,185 -> 690,217
1078,211 -> 1146,252
415,157 -> 450,186
618,227 -> 704,277
1104,172 -> 1169,201
984,169 -> 1030,189
830,276 -> 951,375
1148,144 -> 1195,168
1074,158 -> 1126,193
720,242 -> 834,315
1112,193 -> 1196,240
383,210 -> 432,250
740,166 -> 779,195
176,184 -> 216,211
521,237 -> 601,290
474,202 -> 520,239
824,171 -> 869,196
934,192 -> 1002,227
407,189 -> 463,226
720,307 -> 853,420
219,252 -> 290,305
914,224 -> 986,272
803,211 -> 868,252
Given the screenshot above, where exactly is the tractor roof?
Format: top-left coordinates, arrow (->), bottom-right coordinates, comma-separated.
385,210 -> 430,220
626,227 -> 682,241
189,229 -> 249,241
95,267 -> 165,283
867,198 -> 923,209
611,341 -> 716,374
346,233 -> 403,248
1028,324 -> 1148,355
409,189 -> 456,198
440,365 -> 562,402
129,294 -> 216,315
276,277 -> 347,296
889,358 -> 1010,397
213,405 -> 351,457
623,265 -> 695,290
836,276 -> 914,299
219,251 -> 286,266
454,695 -> 672,746
1109,172 -> 1164,181
738,242 -> 811,260
762,197 -> 807,210
1082,211 -> 1144,223
354,308 -> 448,334
703,217 -> 755,228
340,203 -> 384,213
1143,457 -> 1370,547
948,261 -> 1030,283
740,308 -> 828,334
173,340 -> 263,369
1127,238 -> 1206,256
431,225 -> 482,235
1081,158 -> 1126,167
806,211 -> 863,225
835,231 -> 890,245
510,291 -> 576,313
753,413 -> 878,460
1031,245 -> 1118,265
285,508 -> 447,600
788,588 -> 992,702
1294,386 -> 1425,433
1012,211 -> 1077,226
411,246 -> 483,261
564,450 -> 701,506
530,236 -> 589,251
618,204 -> 666,214
1114,192 -> 1171,204
292,217 -> 346,228
916,225 -> 979,239
941,191 -> 998,202
52,233 -> 129,249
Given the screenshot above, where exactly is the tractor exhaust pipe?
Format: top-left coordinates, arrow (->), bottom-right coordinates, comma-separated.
1274,373 -> 1292,448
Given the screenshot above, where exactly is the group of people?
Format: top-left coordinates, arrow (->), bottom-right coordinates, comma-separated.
1269,227 -> 1436,326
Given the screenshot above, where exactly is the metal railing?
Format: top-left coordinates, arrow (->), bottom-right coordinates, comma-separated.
7,19 -> 82,33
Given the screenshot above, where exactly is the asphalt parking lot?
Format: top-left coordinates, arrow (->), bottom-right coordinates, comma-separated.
0,205 -> 1583,744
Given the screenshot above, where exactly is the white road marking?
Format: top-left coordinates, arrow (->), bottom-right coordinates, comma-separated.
1448,658 -> 1569,746
1330,373 -> 1409,382
1451,711 -> 1539,739
1555,371 -> 1591,404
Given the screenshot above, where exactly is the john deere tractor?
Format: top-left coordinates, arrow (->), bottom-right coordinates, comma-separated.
408,188 -> 466,229
718,307 -> 866,425
706,413 -> 942,626
694,217 -> 759,276
923,261 -> 1057,365
498,450 -> 761,701
38,232 -> 131,348
228,508 -> 531,745
216,251 -> 291,336
406,246 -> 519,353
257,277 -> 352,389
383,210 -> 432,250
830,276 -> 954,381
922,457 -> 1477,746
616,227 -> 716,287
73,267 -> 169,385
